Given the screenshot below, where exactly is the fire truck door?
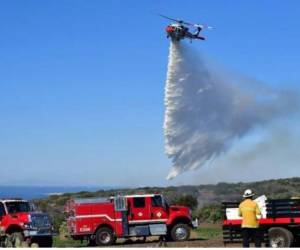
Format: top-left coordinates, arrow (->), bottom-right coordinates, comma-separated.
129,197 -> 151,222
150,195 -> 168,221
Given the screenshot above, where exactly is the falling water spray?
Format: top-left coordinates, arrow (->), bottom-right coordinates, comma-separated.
164,41 -> 299,180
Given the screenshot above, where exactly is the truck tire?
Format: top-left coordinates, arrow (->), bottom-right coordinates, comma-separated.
268,227 -> 294,248
95,227 -> 115,246
36,236 -> 53,247
170,223 -> 190,241
11,232 -> 24,247
0,237 -> 6,248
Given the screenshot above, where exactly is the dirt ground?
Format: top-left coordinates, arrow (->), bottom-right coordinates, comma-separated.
113,233 -> 227,248
111,224 -> 267,248
59,223 -> 269,248
112,229 -> 241,248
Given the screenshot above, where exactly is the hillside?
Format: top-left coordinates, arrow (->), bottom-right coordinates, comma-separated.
34,177 -> 300,230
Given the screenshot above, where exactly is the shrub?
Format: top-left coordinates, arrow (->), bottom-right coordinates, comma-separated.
196,204 -> 222,223
171,194 -> 198,210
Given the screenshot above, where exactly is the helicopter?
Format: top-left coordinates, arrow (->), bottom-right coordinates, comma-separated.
159,14 -> 213,42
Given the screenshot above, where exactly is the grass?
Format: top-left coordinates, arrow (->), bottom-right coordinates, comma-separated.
194,227 -> 222,239
53,237 -> 88,248
53,227 -> 223,247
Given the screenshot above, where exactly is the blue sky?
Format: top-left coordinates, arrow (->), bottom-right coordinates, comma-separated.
0,0 -> 299,186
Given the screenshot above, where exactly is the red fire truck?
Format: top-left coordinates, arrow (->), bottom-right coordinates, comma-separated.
0,198 -> 54,247
222,198 -> 300,247
66,194 -> 198,246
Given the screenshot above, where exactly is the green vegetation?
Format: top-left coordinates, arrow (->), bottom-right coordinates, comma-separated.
53,237 -> 87,248
194,227 -> 222,239
171,194 -> 198,210
195,204 -> 223,223
33,177 -> 300,233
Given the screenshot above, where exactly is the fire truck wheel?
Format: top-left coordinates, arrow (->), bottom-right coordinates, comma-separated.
268,227 -> 294,248
95,227 -> 115,246
170,223 -> 190,241
11,232 -> 24,247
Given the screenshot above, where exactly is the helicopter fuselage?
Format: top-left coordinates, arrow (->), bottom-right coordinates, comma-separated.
165,24 -> 204,42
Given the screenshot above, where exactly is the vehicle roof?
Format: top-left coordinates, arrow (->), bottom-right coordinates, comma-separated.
124,194 -> 158,198
73,197 -> 111,204
0,198 -> 27,202
73,194 -> 160,204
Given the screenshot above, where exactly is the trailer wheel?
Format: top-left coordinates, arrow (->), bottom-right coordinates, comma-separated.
268,227 -> 294,248
95,227 -> 115,246
170,223 -> 190,241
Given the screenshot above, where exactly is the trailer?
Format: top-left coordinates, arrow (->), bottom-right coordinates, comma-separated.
222,198 -> 300,247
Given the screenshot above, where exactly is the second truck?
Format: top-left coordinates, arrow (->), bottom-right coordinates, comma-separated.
65,194 -> 198,246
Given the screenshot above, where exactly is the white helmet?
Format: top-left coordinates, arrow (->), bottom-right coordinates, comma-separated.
243,189 -> 254,198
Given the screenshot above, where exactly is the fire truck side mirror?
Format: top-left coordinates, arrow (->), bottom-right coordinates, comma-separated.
29,203 -> 36,212
114,196 -> 127,212
161,197 -> 169,211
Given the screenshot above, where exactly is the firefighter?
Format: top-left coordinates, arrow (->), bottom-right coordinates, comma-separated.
238,189 -> 262,248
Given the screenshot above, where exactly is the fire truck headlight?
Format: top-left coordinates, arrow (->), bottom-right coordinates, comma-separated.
28,214 -> 32,223
23,223 -> 32,229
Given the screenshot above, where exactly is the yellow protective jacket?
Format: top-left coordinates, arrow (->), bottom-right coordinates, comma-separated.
238,198 -> 261,228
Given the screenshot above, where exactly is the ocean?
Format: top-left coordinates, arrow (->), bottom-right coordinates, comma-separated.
0,186 -> 114,200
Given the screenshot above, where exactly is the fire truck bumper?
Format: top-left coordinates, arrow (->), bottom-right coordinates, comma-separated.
192,218 -> 199,228
23,229 -> 53,237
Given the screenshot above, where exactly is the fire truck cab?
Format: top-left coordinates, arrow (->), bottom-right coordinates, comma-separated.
66,194 -> 198,246
0,198 -> 53,247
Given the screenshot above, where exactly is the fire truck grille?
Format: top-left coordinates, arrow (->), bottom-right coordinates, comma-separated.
31,214 -> 51,228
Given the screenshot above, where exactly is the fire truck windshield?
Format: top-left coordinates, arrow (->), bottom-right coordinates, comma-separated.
5,202 -> 33,214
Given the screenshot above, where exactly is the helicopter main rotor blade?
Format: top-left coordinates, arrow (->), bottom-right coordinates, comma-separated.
158,14 -> 179,23
158,13 -> 212,29
158,14 -> 193,26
